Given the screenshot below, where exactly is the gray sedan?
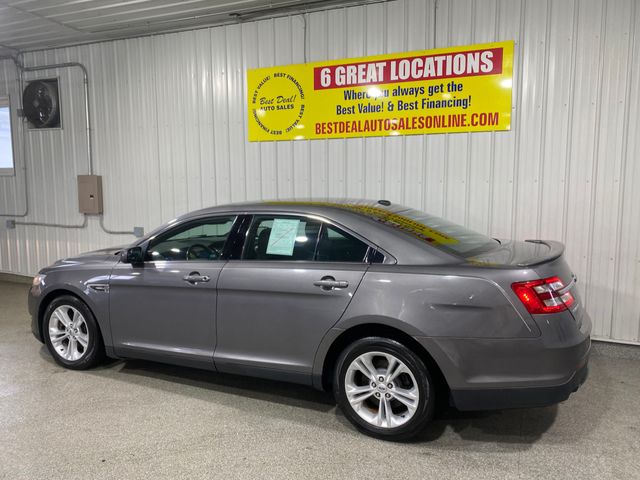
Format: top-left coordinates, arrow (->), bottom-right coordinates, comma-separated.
28,199 -> 591,440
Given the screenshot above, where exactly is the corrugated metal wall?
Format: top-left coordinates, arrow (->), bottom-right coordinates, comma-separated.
1,0 -> 639,344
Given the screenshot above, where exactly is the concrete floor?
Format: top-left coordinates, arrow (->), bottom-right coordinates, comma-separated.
1,280 -> 639,480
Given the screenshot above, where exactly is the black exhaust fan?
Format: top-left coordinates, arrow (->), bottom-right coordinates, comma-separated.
22,79 -> 61,129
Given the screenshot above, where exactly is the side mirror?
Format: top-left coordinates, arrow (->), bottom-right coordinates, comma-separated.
123,246 -> 144,265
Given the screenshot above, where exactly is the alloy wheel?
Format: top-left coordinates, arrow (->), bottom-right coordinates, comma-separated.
48,305 -> 90,362
344,351 -> 420,429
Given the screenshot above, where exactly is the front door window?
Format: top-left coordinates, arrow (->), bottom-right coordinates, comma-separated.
146,216 -> 236,261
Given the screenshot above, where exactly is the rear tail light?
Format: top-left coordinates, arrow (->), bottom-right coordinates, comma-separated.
511,276 -> 574,314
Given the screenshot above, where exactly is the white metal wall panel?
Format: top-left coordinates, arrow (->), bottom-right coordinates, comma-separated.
1,0 -> 639,343
0,0 -> 348,55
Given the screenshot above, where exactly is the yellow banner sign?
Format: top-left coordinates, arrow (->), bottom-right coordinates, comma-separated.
247,41 -> 513,142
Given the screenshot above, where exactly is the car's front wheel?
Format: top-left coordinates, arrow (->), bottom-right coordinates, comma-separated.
43,295 -> 104,370
334,337 -> 435,440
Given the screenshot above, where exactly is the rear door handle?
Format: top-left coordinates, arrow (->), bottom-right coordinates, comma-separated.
183,272 -> 211,284
314,277 -> 349,290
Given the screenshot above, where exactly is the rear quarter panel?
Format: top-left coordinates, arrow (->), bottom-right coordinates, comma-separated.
320,262 -> 590,391
336,265 -> 540,339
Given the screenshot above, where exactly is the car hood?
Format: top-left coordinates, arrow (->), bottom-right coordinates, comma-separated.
468,239 -> 565,267
43,245 -> 127,272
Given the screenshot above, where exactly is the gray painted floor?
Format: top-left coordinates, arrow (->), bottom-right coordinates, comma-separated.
1,280 -> 639,480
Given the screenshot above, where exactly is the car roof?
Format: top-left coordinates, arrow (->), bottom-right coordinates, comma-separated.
180,198 -> 394,218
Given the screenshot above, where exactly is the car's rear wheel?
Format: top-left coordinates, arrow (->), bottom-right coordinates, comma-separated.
43,295 -> 104,370
334,337 -> 435,440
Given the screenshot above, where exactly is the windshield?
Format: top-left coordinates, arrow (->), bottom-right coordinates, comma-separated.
337,202 -> 499,258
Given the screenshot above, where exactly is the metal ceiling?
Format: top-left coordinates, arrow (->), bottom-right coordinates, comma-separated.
0,0 -> 379,56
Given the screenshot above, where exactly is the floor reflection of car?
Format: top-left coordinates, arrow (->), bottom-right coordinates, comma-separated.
28,199 -> 591,440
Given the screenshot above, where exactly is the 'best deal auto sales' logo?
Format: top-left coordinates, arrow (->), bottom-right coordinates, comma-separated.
251,72 -> 305,137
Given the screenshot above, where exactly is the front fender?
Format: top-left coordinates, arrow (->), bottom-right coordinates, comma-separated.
31,272 -> 114,352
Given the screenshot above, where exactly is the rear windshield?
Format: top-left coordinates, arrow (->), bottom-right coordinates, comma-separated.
340,203 -> 499,258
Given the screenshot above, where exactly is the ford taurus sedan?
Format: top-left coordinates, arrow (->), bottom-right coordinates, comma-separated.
28,199 -> 591,440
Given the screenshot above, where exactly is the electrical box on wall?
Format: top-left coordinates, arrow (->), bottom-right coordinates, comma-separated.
77,175 -> 103,214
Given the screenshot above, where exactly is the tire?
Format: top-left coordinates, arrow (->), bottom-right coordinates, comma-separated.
334,337 -> 435,441
43,295 -> 104,370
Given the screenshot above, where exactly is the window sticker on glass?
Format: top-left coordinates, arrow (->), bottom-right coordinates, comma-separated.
266,219 -> 301,256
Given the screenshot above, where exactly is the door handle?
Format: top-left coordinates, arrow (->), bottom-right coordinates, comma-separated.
314,276 -> 349,290
183,272 -> 211,284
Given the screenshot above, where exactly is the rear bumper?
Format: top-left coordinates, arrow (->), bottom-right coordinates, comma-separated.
414,309 -> 592,411
450,357 -> 589,411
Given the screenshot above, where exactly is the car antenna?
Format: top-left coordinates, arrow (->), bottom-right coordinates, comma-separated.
377,199 -> 391,206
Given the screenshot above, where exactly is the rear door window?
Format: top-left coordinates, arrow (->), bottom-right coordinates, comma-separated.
243,216 -> 321,261
242,215 -> 370,263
